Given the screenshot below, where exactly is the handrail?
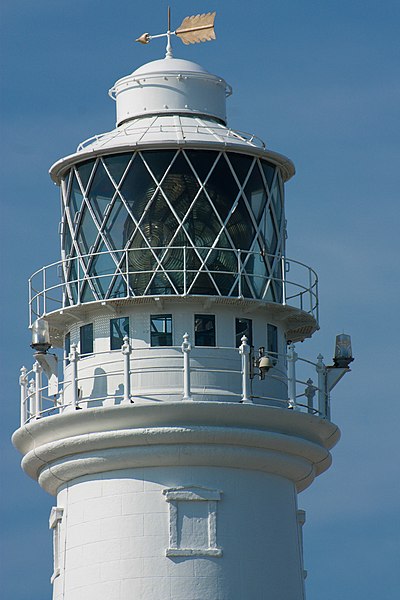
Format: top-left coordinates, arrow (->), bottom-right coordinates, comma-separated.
19,339 -> 330,426
28,247 -> 319,325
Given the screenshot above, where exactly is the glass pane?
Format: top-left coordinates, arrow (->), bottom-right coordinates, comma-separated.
189,272 -> 218,296
69,171 -> 84,221
110,317 -> 129,350
63,220 -> 73,256
227,153 -> 254,186
104,198 -> 130,251
77,159 -> 96,192
225,196 -> 254,250
142,150 -> 177,183
103,153 -> 132,185
263,209 -> 278,255
244,162 -> 267,223
270,178 -> 283,225
183,191 -> 221,248
140,191 -> 179,248
184,150 -> 219,183
235,318 -> 253,347
205,154 -> 239,223
150,314 -> 172,346
194,314 -> 216,346
161,151 -> 200,221
260,160 -> 276,191
89,243 -> 118,298
267,324 -> 278,356
88,161 -> 116,224
80,323 -> 93,355
120,154 -> 157,222
77,205 -> 98,255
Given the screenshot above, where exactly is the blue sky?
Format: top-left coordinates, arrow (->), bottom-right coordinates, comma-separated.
1,1 -> 399,598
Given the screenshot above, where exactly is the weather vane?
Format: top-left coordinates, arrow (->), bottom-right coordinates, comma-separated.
136,7 -> 216,58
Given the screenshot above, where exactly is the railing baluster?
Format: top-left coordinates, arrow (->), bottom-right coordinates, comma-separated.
33,361 -> 42,418
19,367 -> 28,426
122,336 -> 132,403
239,335 -> 251,403
181,333 -> 192,401
304,378 -> 316,414
316,354 -> 327,417
287,343 -> 298,409
69,344 -> 80,409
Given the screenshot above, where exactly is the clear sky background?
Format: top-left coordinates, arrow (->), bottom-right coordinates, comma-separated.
1,1 -> 399,598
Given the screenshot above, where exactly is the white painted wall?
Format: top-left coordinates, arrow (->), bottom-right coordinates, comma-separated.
54,466 -> 304,600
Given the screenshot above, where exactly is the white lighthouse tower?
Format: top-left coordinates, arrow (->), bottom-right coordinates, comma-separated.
13,14 -> 353,600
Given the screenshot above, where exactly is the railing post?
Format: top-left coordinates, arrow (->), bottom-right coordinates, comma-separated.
125,248 -> 129,298
28,379 -> 35,421
237,249 -> 242,297
239,335 -> 251,403
183,246 -> 187,296
281,256 -> 287,305
122,336 -> 132,403
69,343 -> 80,409
19,367 -> 28,426
304,378 -> 317,414
316,354 -> 328,418
181,333 -> 192,401
33,361 -> 42,418
29,278 -> 32,327
43,268 -> 47,315
287,343 -> 298,409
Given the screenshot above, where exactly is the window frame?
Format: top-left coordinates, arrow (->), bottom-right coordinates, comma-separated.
80,323 -> 94,356
235,317 -> 253,348
110,316 -> 130,351
150,314 -> 173,347
267,323 -> 278,357
194,314 -> 216,347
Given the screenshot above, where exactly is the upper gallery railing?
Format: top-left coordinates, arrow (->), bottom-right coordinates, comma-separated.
28,247 -> 319,325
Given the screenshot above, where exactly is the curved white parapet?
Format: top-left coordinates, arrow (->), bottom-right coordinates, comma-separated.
13,401 -> 340,495
109,58 -> 231,126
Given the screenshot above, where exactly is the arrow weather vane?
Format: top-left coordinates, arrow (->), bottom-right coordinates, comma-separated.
136,7 -> 216,58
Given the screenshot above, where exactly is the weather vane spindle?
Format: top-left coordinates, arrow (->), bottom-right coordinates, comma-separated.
136,7 -> 216,58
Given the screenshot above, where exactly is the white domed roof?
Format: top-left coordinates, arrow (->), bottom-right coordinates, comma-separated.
109,57 -> 231,126
131,57 -> 210,77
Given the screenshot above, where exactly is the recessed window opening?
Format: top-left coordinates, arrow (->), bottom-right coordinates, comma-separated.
235,318 -> 253,347
267,323 -> 278,357
80,323 -> 93,355
150,314 -> 173,346
195,314 -> 216,346
110,317 -> 129,350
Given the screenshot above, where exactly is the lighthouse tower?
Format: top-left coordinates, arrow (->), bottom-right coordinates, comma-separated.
13,17 -> 352,600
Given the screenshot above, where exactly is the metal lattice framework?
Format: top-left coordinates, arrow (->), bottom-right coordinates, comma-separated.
60,149 -> 285,305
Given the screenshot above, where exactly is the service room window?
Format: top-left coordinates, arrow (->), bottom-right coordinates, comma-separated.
235,317 -> 253,347
49,507 -> 64,583
80,323 -> 93,355
267,323 -> 278,357
194,314 -> 216,346
150,314 -> 173,346
110,317 -> 129,350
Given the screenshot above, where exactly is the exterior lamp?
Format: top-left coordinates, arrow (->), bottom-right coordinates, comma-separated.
333,334 -> 354,368
31,318 -> 51,353
251,347 -> 276,380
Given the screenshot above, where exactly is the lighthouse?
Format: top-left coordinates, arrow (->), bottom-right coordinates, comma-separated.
12,13 -> 352,600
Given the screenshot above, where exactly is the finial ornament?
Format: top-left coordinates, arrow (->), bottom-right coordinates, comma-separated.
136,7 -> 216,58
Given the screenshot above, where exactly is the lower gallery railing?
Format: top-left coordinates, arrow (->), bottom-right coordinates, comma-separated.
19,337 -> 331,426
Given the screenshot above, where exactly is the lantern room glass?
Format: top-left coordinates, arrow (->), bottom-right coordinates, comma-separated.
61,149 -> 284,304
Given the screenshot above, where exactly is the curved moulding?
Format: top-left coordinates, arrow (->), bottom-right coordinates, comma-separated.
13,402 -> 340,496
